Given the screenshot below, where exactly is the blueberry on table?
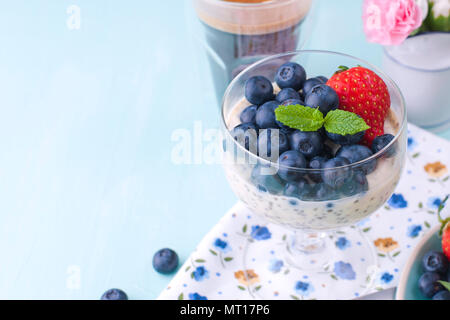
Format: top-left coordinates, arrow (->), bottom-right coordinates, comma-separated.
275,62 -> 307,91
101,288 -> 128,300
340,170 -> 369,197
418,272 -> 445,298
336,144 -> 376,175
422,251 -> 449,274
245,76 -> 274,105
302,78 -> 323,96
231,123 -> 258,152
308,156 -> 327,182
289,130 -> 323,159
257,129 -> 290,160
255,101 -> 279,129
153,248 -> 179,274
277,150 -> 307,182
283,178 -> 310,199
305,84 -> 339,115
251,165 -> 285,194
240,105 -> 258,124
371,134 -> 396,157
433,291 -> 450,300
321,157 -> 353,189
276,88 -> 301,103
326,131 -> 365,145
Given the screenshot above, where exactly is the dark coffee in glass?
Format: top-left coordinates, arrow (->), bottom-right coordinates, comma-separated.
194,0 -> 313,102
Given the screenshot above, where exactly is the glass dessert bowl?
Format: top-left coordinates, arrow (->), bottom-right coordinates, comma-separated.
221,50 -> 407,299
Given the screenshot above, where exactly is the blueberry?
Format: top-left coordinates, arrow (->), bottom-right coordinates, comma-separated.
277,150 -> 307,182
283,178 -> 310,199
245,76 -> 274,105
302,78 -> 323,96
418,272 -> 445,298
256,101 -> 279,129
336,144 -> 377,174
101,288 -> 128,300
316,76 -> 328,83
322,157 -> 353,189
240,105 -> 258,124
276,88 -> 301,103
251,165 -> 285,194
326,131 -> 365,145
281,98 -> 304,106
275,62 -> 307,91
153,248 -> 179,274
305,84 -> 339,115
320,144 -> 334,159
340,170 -> 369,197
422,251 -> 449,274
257,128 -> 290,160
309,183 -> 339,201
308,156 -> 327,182
372,134 -> 396,157
289,130 -> 323,159
433,291 -> 450,300
231,123 -> 258,152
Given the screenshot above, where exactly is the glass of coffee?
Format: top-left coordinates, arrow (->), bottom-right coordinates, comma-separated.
193,0 -> 314,103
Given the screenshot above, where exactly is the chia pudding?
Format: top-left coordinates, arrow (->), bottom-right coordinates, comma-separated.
223,79 -> 405,231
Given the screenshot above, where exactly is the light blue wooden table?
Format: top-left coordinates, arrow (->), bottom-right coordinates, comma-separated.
0,0 -> 448,299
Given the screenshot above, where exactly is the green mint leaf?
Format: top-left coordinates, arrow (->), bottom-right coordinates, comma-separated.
275,105 -> 324,132
324,109 -> 370,136
439,281 -> 450,292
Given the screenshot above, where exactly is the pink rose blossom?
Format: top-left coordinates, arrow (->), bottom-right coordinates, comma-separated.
363,0 -> 423,45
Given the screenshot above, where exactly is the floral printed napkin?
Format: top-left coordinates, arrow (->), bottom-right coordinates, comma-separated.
158,123 -> 450,300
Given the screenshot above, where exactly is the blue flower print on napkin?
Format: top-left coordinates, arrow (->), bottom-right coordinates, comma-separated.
295,281 -> 314,297
250,226 -> 272,241
268,259 -> 284,273
335,237 -> 351,250
334,261 -> 356,280
188,293 -> 207,300
407,136 -> 417,151
388,194 -> 408,209
407,225 -> 422,238
427,197 -> 442,210
193,266 -> 209,282
380,272 -> 394,284
213,238 -> 231,253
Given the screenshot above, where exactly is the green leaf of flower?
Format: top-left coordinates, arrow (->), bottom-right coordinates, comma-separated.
275,105 -> 324,132
324,109 -> 370,135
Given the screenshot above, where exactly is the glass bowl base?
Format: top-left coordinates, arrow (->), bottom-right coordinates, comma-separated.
240,225 -> 379,300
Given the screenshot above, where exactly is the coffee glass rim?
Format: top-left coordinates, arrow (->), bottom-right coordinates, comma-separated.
199,0 -> 304,9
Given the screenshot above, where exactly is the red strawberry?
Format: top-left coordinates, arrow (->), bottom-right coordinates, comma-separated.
326,66 -> 391,146
438,195 -> 450,261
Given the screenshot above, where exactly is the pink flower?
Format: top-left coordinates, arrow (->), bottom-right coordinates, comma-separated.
363,0 -> 423,45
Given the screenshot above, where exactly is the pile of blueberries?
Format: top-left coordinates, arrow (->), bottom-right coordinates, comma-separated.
418,251 -> 450,300
231,62 -> 395,201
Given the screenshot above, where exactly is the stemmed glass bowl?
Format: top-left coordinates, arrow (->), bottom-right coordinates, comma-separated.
221,50 -> 407,299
